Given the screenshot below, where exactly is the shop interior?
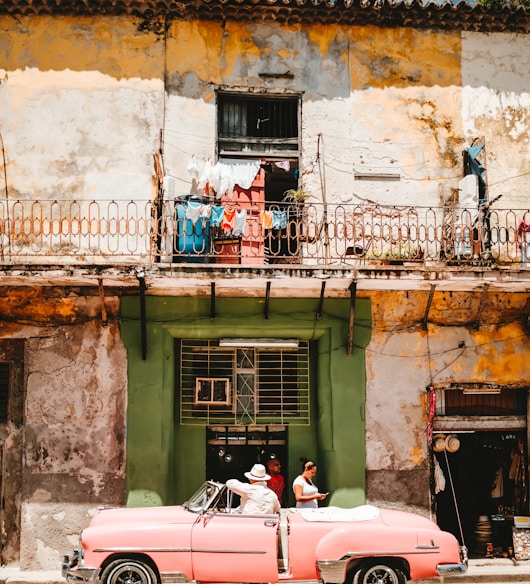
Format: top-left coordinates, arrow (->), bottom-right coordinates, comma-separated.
434,431 -> 527,558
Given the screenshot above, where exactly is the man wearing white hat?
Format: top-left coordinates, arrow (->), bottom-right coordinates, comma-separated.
226,463 -> 281,515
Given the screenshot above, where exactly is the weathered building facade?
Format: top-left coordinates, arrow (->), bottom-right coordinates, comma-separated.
0,0 -> 530,570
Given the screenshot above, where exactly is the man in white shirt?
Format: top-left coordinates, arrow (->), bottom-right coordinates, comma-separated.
226,463 -> 281,515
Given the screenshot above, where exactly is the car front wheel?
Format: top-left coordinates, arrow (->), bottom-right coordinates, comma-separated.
101,559 -> 158,584
357,563 -> 406,584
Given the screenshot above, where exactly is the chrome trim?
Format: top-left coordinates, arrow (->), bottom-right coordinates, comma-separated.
437,563 -> 468,575
192,548 -> 267,554
94,547 -> 190,553
341,550 -> 439,559
63,567 -> 100,584
415,544 -> 440,549
316,559 -> 348,584
160,572 -> 193,584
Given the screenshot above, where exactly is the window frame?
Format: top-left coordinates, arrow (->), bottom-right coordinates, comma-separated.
216,91 -> 301,158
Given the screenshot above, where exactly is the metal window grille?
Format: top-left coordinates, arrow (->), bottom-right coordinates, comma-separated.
179,340 -> 310,426
435,387 -> 526,416
217,93 -> 300,156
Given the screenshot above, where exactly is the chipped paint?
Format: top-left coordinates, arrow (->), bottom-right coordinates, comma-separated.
2,9 -> 530,569
367,290 -> 530,472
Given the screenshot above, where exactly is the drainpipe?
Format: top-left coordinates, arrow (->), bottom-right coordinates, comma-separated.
136,268 -> 147,360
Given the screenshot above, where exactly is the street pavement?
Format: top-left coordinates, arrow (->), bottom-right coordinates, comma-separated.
1,559 -> 530,584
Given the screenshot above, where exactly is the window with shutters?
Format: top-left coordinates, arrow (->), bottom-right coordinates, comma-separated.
217,93 -> 300,157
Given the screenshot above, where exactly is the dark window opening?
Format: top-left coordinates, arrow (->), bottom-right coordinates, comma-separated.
441,387 -> 526,416
217,93 -> 300,156
218,95 -> 298,140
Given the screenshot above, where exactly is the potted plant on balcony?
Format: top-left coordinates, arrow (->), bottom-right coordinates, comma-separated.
380,244 -> 424,265
282,187 -> 309,204
282,187 -> 314,245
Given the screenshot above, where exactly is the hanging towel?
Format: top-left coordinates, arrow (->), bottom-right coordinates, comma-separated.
275,161 -> 290,172
187,155 -> 201,180
211,206 -> 225,228
200,204 -> 212,219
185,200 -> 202,225
197,159 -> 261,198
262,210 -> 273,230
272,210 -> 287,230
434,458 -> 446,494
233,209 -> 247,236
221,208 -> 236,230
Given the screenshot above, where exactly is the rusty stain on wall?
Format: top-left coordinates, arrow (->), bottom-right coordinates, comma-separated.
367,288 -> 530,469
348,26 -> 461,89
0,287 -> 120,328
0,17 -> 163,79
405,98 -> 464,167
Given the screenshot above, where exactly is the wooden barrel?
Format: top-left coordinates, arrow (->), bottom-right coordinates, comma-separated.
474,515 -> 492,554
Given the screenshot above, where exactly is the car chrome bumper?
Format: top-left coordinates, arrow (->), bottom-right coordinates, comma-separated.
436,562 -> 468,576
437,544 -> 468,576
316,559 -> 348,584
62,551 -> 100,584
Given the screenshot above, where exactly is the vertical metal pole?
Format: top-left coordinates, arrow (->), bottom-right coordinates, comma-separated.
139,276 -> 147,360
264,281 -> 271,320
347,281 -> 356,356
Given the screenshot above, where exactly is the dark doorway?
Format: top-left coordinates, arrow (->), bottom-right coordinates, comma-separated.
0,339 -> 24,566
434,431 -> 526,557
206,427 -> 288,506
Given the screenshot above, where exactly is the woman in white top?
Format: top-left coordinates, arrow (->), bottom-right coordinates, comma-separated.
292,459 -> 328,508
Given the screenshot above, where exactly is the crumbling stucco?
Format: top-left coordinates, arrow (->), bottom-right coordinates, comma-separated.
365,289 -> 530,507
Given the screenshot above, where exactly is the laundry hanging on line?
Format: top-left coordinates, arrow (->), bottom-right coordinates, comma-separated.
189,158 -> 261,199
179,200 -> 248,237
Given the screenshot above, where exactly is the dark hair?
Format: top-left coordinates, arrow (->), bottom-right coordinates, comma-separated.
300,457 -> 316,471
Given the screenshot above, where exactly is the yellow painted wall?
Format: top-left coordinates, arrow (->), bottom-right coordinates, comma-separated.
0,16 -> 163,79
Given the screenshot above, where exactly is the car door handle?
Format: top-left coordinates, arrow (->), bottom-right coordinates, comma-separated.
264,520 -> 278,527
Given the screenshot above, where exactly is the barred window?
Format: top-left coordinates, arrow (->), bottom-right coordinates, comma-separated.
217,93 -> 300,157
178,340 -> 310,426
435,386 -> 526,416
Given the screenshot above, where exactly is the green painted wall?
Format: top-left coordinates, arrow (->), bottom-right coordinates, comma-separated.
121,295 -> 371,507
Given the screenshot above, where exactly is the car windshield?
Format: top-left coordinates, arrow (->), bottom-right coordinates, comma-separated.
184,481 -> 223,513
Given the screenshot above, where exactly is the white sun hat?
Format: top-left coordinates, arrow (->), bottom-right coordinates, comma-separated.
244,463 -> 271,481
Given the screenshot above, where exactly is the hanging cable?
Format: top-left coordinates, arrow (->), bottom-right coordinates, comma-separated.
443,448 -> 467,550
0,133 -> 10,259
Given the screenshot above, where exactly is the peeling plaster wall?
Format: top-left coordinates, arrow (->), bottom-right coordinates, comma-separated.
462,32 -> 530,209
164,21 -> 465,206
1,10 -> 530,567
0,16 -> 164,202
365,290 -> 530,509
0,289 -> 127,570
2,17 -> 529,213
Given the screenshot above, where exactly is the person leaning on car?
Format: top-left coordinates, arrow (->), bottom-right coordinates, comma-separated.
226,463 -> 281,514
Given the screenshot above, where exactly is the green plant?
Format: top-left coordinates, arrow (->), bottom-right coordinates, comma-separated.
365,244 -> 424,261
283,187 -> 308,203
383,244 -> 424,260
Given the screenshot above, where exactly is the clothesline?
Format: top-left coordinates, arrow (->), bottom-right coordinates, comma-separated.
177,200 -> 289,234
187,156 -> 295,198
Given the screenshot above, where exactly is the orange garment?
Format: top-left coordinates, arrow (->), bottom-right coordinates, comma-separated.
262,210 -> 273,230
221,208 -> 236,230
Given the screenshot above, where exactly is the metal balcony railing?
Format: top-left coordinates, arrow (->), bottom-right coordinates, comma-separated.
0,198 -> 529,268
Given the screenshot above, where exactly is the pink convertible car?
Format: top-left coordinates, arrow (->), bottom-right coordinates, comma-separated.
62,480 -> 467,584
